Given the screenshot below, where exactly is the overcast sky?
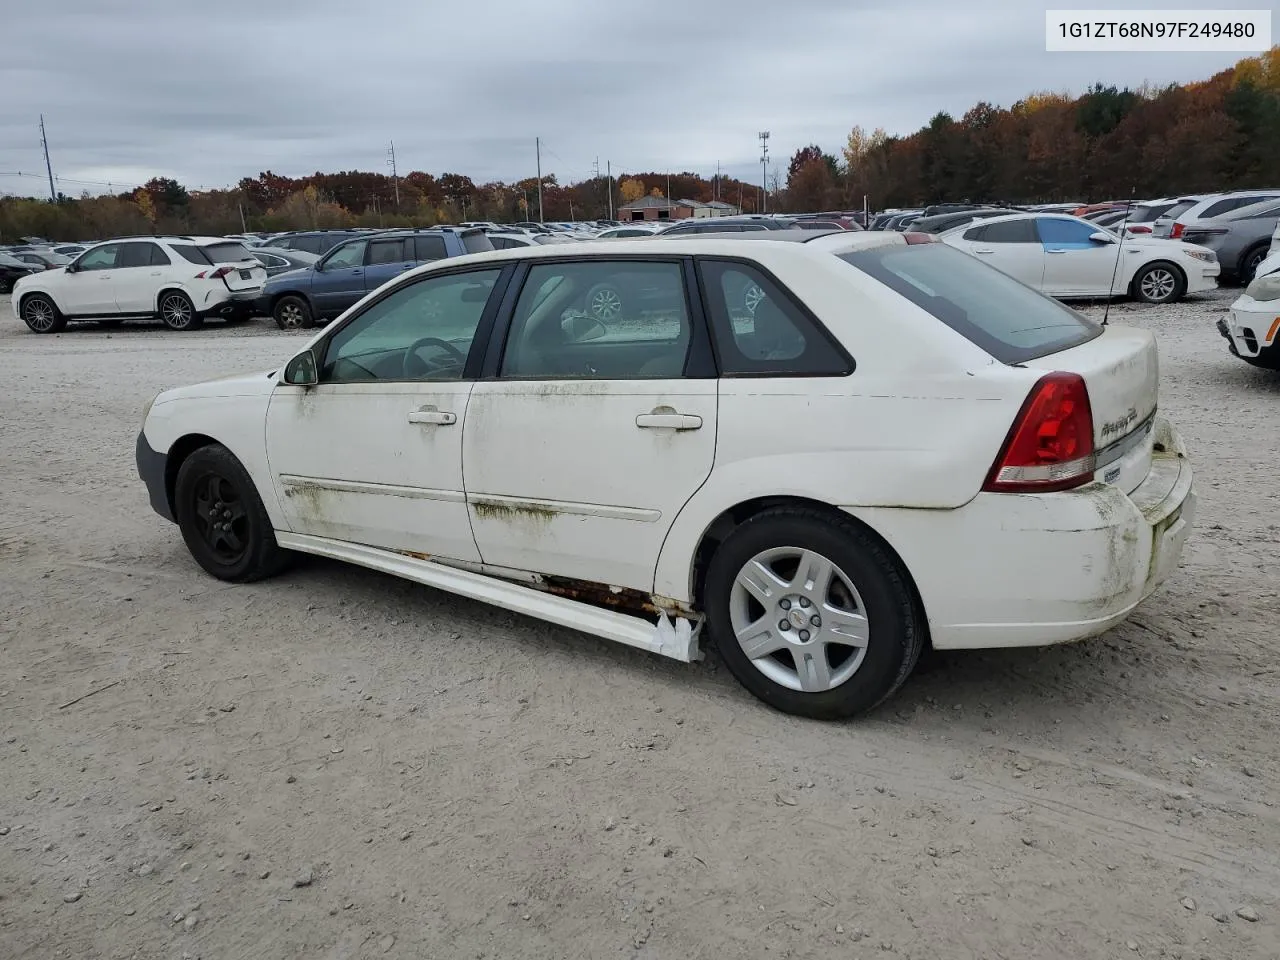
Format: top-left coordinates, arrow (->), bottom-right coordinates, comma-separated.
0,0 -> 1256,198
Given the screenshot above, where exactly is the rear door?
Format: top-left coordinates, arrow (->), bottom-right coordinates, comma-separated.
363,237 -> 415,292
113,241 -> 169,312
311,239 -> 368,317
950,218 -> 1045,289
462,257 -> 717,591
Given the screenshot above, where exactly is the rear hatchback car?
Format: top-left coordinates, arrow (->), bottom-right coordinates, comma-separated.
137,232 -> 1194,720
1162,191 -> 1280,241
1177,198 -> 1280,283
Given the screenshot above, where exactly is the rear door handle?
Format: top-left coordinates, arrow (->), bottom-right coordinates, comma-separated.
407,406 -> 456,425
1046,249 -> 1067,255
636,413 -> 702,430
974,248 -> 994,254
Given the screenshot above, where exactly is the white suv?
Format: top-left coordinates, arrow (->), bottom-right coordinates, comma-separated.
12,236 -> 267,333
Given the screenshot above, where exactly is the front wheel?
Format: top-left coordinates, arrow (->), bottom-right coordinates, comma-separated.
159,291 -> 202,331
1240,246 -> 1268,285
21,294 -> 66,334
0,277 -> 11,294
704,507 -> 925,720
174,444 -> 290,582
1131,262 -> 1185,304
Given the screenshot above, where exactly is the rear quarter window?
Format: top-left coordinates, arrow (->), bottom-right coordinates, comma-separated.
461,232 -> 495,255
839,243 -> 1100,364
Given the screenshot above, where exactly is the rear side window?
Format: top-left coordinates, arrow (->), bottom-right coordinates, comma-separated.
698,260 -> 852,377
981,218 -> 1038,243
414,236 -> 447,260
1129,203 -> 1173,223
1162,200 -> 1197,220
367,239 -> 407,264
171,245 -> 211,265
839,244 -> 1100,364
116,242 -> 155,268
461,232 -> 494,254
201,242 -> 251,263
1201,195 -> 1279,218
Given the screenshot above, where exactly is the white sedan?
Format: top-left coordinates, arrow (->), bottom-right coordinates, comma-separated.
136,234 -> 1195,719
941,212 -> 1219,303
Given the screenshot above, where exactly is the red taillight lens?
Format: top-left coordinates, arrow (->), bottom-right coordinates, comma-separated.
983,373 -> 1095,493
1128,225 -> 1152,234
902,231 -> 939,244
1170,222 -> 1185,239
196,265 -> 233,279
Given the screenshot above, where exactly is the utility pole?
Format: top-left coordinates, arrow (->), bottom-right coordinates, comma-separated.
667,173 -> 671,202
715,161 -> 720,201
39,115 -> 56,202
387,140 -> 399,210
607,160 -> 613,219
238,202 -> 247,233
758,131 -> 770,214
535,137 -> 544,223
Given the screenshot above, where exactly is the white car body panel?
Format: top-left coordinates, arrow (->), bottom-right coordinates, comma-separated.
139,236 -> 1195,671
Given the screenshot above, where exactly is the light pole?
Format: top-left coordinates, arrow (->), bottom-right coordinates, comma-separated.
758,131 -> 770,215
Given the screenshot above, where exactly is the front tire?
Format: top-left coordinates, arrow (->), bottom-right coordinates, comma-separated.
1131,262 -> 1185,304
21,294 -> 66,334
274,295 -> 314,330
1240,245 -> 1268,285
174,444 -> 290,583
159,291 -> 202,331
704,507 -> 925,720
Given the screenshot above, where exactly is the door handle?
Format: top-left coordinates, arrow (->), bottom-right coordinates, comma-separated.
636,412 -> 702,430
407,405 -> 456,426
1046,249 -> 1067,255
974,248 -> 994,254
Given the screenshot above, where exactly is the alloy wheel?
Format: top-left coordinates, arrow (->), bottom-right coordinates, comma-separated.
191,472 -> 250,564
729,546 -> 870,693
162,295 -> 194,328
1140,268 -> 1176,302
589,287 -> 622,322
278,302 -> 305,328
23,298 -> 57,332
743,282 -> 766,316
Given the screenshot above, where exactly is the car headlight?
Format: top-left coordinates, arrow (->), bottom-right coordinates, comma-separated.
1185,249 -> 1216,263
1245,270 -> 1280,302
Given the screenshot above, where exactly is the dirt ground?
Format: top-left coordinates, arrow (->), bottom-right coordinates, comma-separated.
1,288 -> 1278,960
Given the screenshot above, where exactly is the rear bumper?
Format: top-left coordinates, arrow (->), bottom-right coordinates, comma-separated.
136,431 -> 173,522
200,287 -> 263,319
846,417 -> 1196,650
1219,295 -> 1280,368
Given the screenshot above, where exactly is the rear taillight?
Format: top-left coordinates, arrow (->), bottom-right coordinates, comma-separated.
1128,225 -> 1152,234
1170,222 -> 1185,239
902,231 -> 939,244
195,266 -> 233,279
983,373 -> 1095,493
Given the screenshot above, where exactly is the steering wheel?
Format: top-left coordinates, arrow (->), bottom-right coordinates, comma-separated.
402,336 -> 464,378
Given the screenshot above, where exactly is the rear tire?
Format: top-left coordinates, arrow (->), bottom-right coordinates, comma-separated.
1131,262 -> 1185,304
0,277 -> 11,294
20,294 -> 66,334
703,507 -> 925,720
159,291 -> 202,331
274,295 -> 314,330
174,443 -> 290,583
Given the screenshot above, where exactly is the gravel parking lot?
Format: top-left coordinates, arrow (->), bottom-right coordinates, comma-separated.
2,289 -> 1279,959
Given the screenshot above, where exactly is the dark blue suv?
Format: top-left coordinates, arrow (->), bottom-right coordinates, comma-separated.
259,227 -> 494,329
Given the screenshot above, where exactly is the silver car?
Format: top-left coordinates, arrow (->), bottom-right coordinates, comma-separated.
1156,190 -> 1280,240
1178,198 -> 1280,283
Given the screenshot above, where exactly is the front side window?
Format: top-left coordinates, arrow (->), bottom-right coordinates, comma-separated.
1036,217 -> 1101,246
321,269 -> 501,383
322,240 -> 367,270
500,260 -> 690,379
698,260 -> 851,376
76,244 -> 120,271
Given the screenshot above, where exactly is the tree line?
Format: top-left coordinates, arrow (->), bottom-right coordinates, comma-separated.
1,48 -> 1274,242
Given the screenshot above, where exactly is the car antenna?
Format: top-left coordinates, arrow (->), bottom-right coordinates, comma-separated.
1101,186 -> 1137,327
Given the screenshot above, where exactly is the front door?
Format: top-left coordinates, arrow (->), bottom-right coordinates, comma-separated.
1036,216 -> 1120,297
62,243 -> 121,314
265,266 -> 506,561
462,258 -> 717,592
310,238 -> 368,318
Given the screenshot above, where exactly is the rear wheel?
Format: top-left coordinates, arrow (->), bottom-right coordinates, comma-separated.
159,291 -> 202,331
1131,262 -> 1185,304
274,295 -> 314,330
704,507 -> 925,720
0,277 -> 11,294
21,294 -> 66,334
174,444 -> 290,582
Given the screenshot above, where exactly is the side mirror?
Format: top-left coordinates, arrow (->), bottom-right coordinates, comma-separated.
1090,231 -> 1117,244
561,314 -> 607,342
312,259 -> 325,272
65,262 -> 78,274
283,350 -> 319,386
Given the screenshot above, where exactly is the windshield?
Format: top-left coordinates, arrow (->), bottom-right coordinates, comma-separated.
838,243 -> 1100,364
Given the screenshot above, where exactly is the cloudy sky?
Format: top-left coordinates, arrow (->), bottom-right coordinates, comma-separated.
0,0 -> 1257,197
